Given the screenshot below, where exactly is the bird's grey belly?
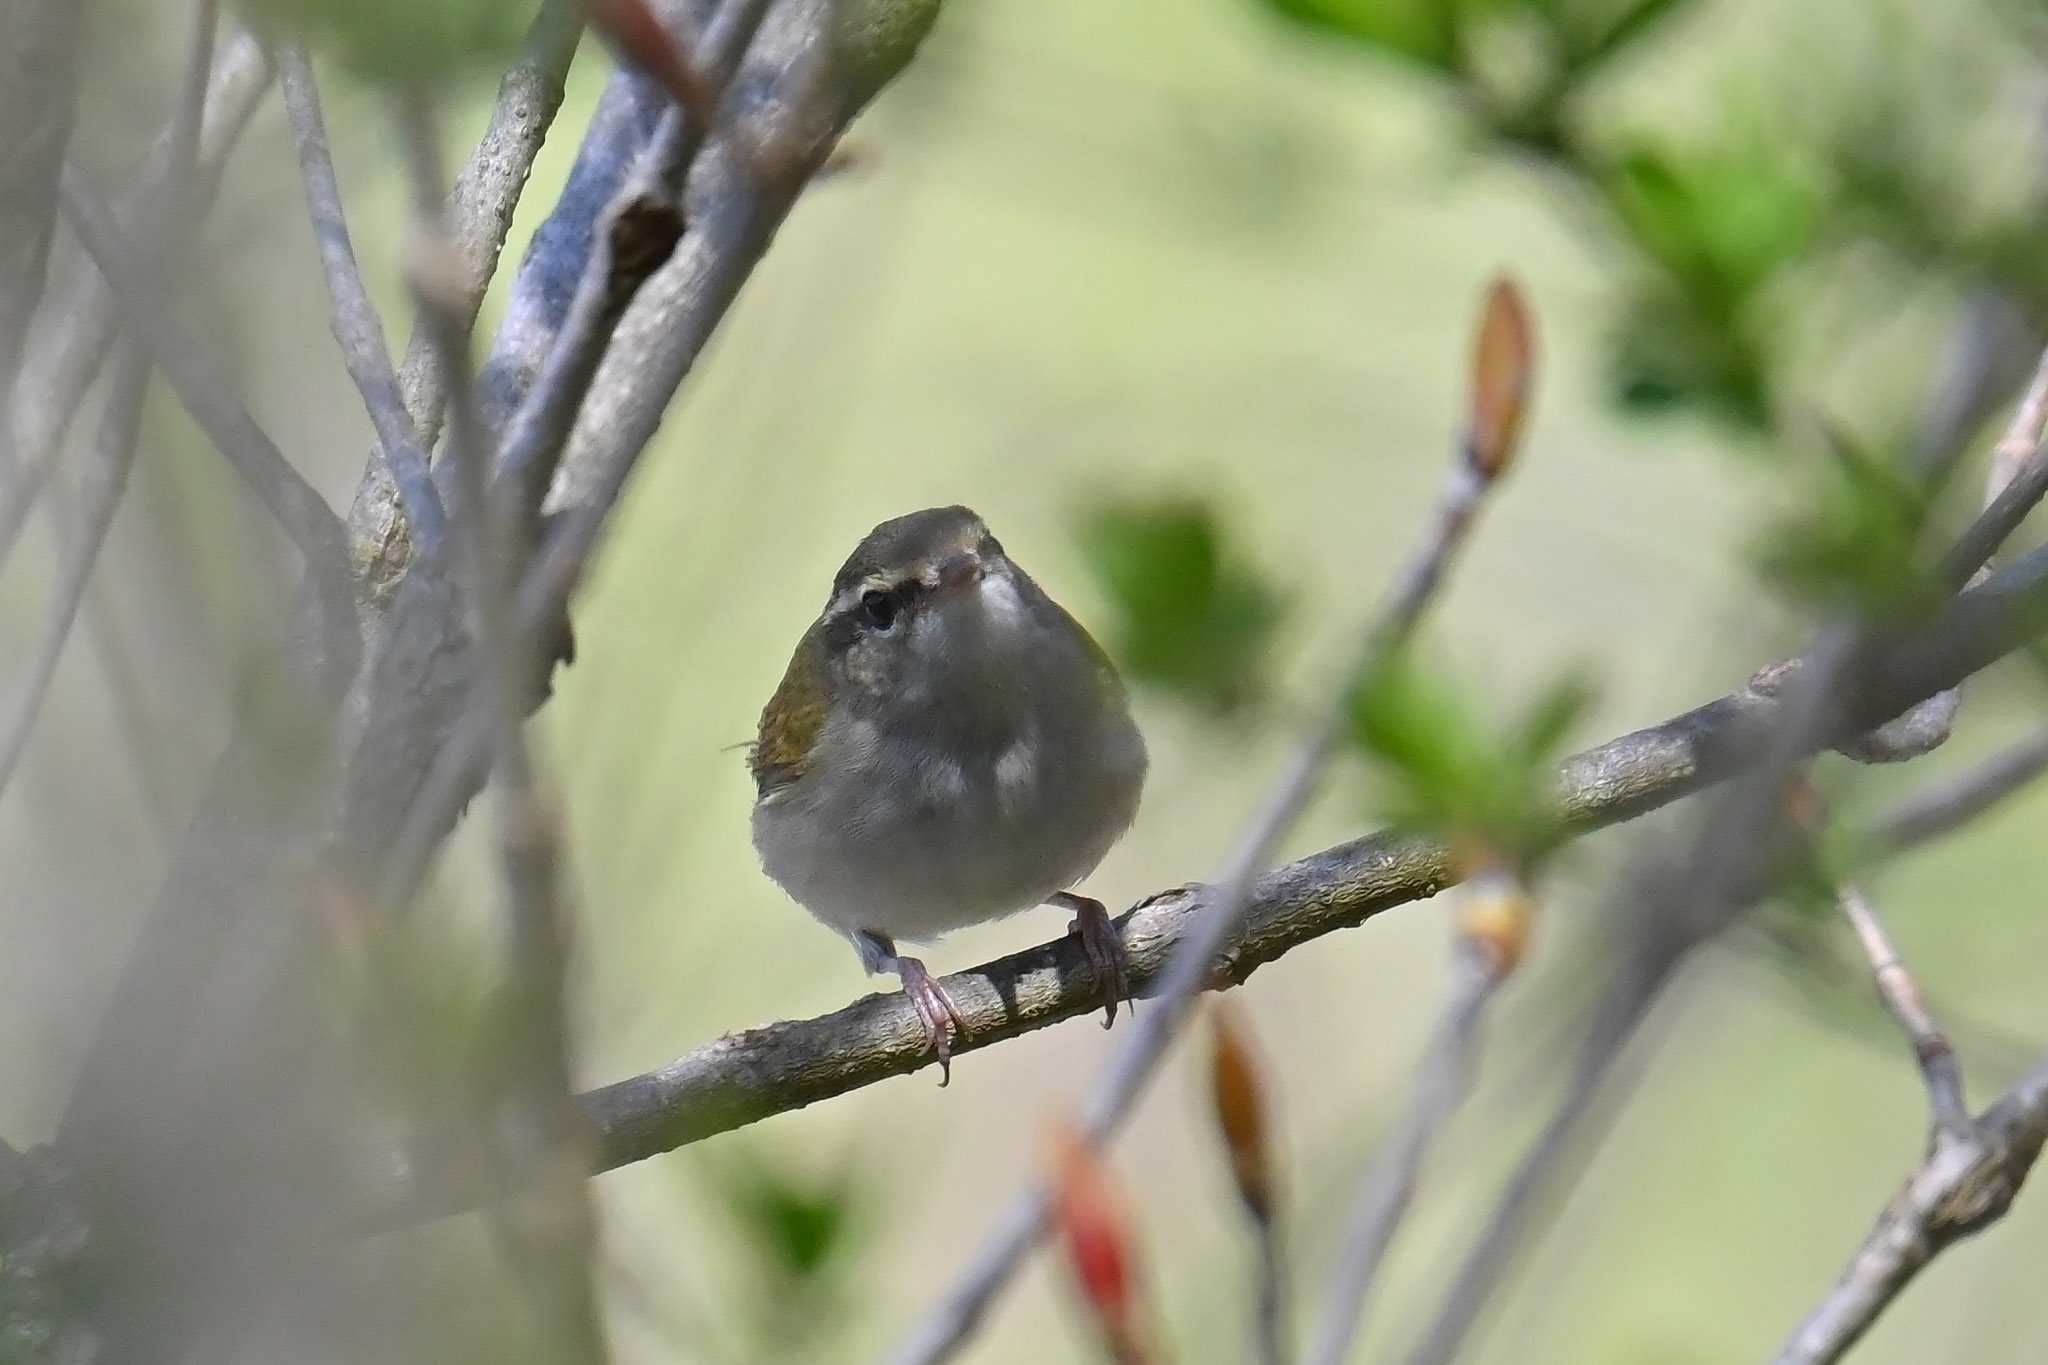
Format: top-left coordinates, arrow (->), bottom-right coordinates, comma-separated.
753,714 -> 1144,943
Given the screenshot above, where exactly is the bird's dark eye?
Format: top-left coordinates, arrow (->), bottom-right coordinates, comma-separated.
860,589 -> 898,629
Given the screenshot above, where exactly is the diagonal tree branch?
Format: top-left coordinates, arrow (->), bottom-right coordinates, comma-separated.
346,0 -> 584,602
0,28 -> 272,581
0,0 -> 86,432
56,168 -> 355,669
1308,873 -> 1530,1365
399,88 -> 611,1365
1772,1058 -> 2048,1365
366,503 -> 2048,1229
1832,879 -> 1968,1131
888,272 -> 1539,1365
278,45 -> 446,555
0,0 -> 219,807
1864,728 -> 2048,855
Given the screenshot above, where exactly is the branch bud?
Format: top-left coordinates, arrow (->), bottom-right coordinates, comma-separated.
1465,274 -> 1536,481
1046,1121 -> 1155,1365
1208,999 -> 1278,1223
1455,865 -> 1537,978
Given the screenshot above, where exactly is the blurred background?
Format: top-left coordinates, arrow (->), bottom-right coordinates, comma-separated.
6,0 -> 2048,1360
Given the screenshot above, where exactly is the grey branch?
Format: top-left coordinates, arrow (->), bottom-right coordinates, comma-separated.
345,0 -> 584,603
1771,1058 -> 2048,1365
365,527 -> 2048,1230
1834,881 -> 1967,1131
891,384 -> 1518,1362
278,46 -> 446,555
56,168 -> 355,664
0,0 -> 85,424
1308,934 -> 1501,1365
0,0 -> 219,805
376,0 -> 775,917
0,28 -> 271,583
399,90 -> 611,1365
1864,729 -> 2048,855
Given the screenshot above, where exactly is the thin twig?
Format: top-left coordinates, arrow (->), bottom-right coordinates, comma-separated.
347,0 -> 584,601
1308,939 -> 1501,1365
1864,729 -> 2048,855
1986,348 -> 2048,517
355,529 -> 2048,1227
496,0 -> 774,517
0,0 -> 86,422
277,45 -> 445,554
887,311 -> 1527,1365
399,89 -> 610,1365
375,0 -> 777,914
1833,881 -> 1967,1131
1399,355 -> 2048,1363
0,0 -> 220,805
1938,362 -> 2048,590
0,29 -> 271,581
56,168 -> 354,661
1771,1059 -> 2048,1365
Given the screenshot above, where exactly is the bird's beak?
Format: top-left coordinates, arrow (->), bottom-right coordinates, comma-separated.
932,551 -> 983,596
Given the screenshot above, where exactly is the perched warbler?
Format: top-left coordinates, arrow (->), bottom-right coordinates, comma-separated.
750,506 -> 1147,1080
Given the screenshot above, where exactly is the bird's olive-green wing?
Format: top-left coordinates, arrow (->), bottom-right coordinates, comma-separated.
749,625 -> 829,798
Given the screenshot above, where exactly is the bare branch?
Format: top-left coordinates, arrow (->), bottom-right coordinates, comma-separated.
56,168 -> 354,660
399,90 -> 610,1365
888,277 -> 1536,1365
0,29 -> 271,581
1834,881 -> 1967,1131
0,0 -> 219,805
374,0 -> 776,916
0,0 -> 86,418
350,530 -> 2048,1229
278,46 -> 446,554
1865,729 -> 2048,855
1307,874 -> 1531,1365
1772,1059 -> 2048,1365
1845,343 -> 2048,762
1986,347 -> 2048,520
346,0 -> 584,601
1939,356 -> 2048,589
1397,366 -> 2048,1363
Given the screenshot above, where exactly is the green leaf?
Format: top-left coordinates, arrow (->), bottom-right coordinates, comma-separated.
1074,496 -> 1286,716
1605,275 -> 1774,429
231,0 -> 531,81
1349,651 -> 1594,862
1752,428 -> 1937,618
1260,0 -> 1463,71
1608,144 -> 1817,295
715,1151 -> 864,1283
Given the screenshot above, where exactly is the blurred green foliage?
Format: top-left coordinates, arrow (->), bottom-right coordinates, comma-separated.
1348,651 -> 1594,861
230,0 -> 530,81
1258,0 -> 2048,441
706,1148 -> 869,1356
1753,428 -> 1939,620
1074,497 -> 1286,715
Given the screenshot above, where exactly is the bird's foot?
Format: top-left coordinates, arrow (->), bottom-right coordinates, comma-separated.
892,954 -> 970,1086
1052,892 -> 1133,1029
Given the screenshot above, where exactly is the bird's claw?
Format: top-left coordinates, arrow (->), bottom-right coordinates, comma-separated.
1061,894 -> 1133,1029
894,956 -> 970,1086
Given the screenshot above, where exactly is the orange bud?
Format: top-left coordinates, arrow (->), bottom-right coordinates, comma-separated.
1456,870 -> 1537,978
1465,274 -> 1536,480
1046,1122 -> 1152,1364
1209,1000 -> 1276,1222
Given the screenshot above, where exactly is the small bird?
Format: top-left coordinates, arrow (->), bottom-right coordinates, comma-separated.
750,506 -> 1148,1081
